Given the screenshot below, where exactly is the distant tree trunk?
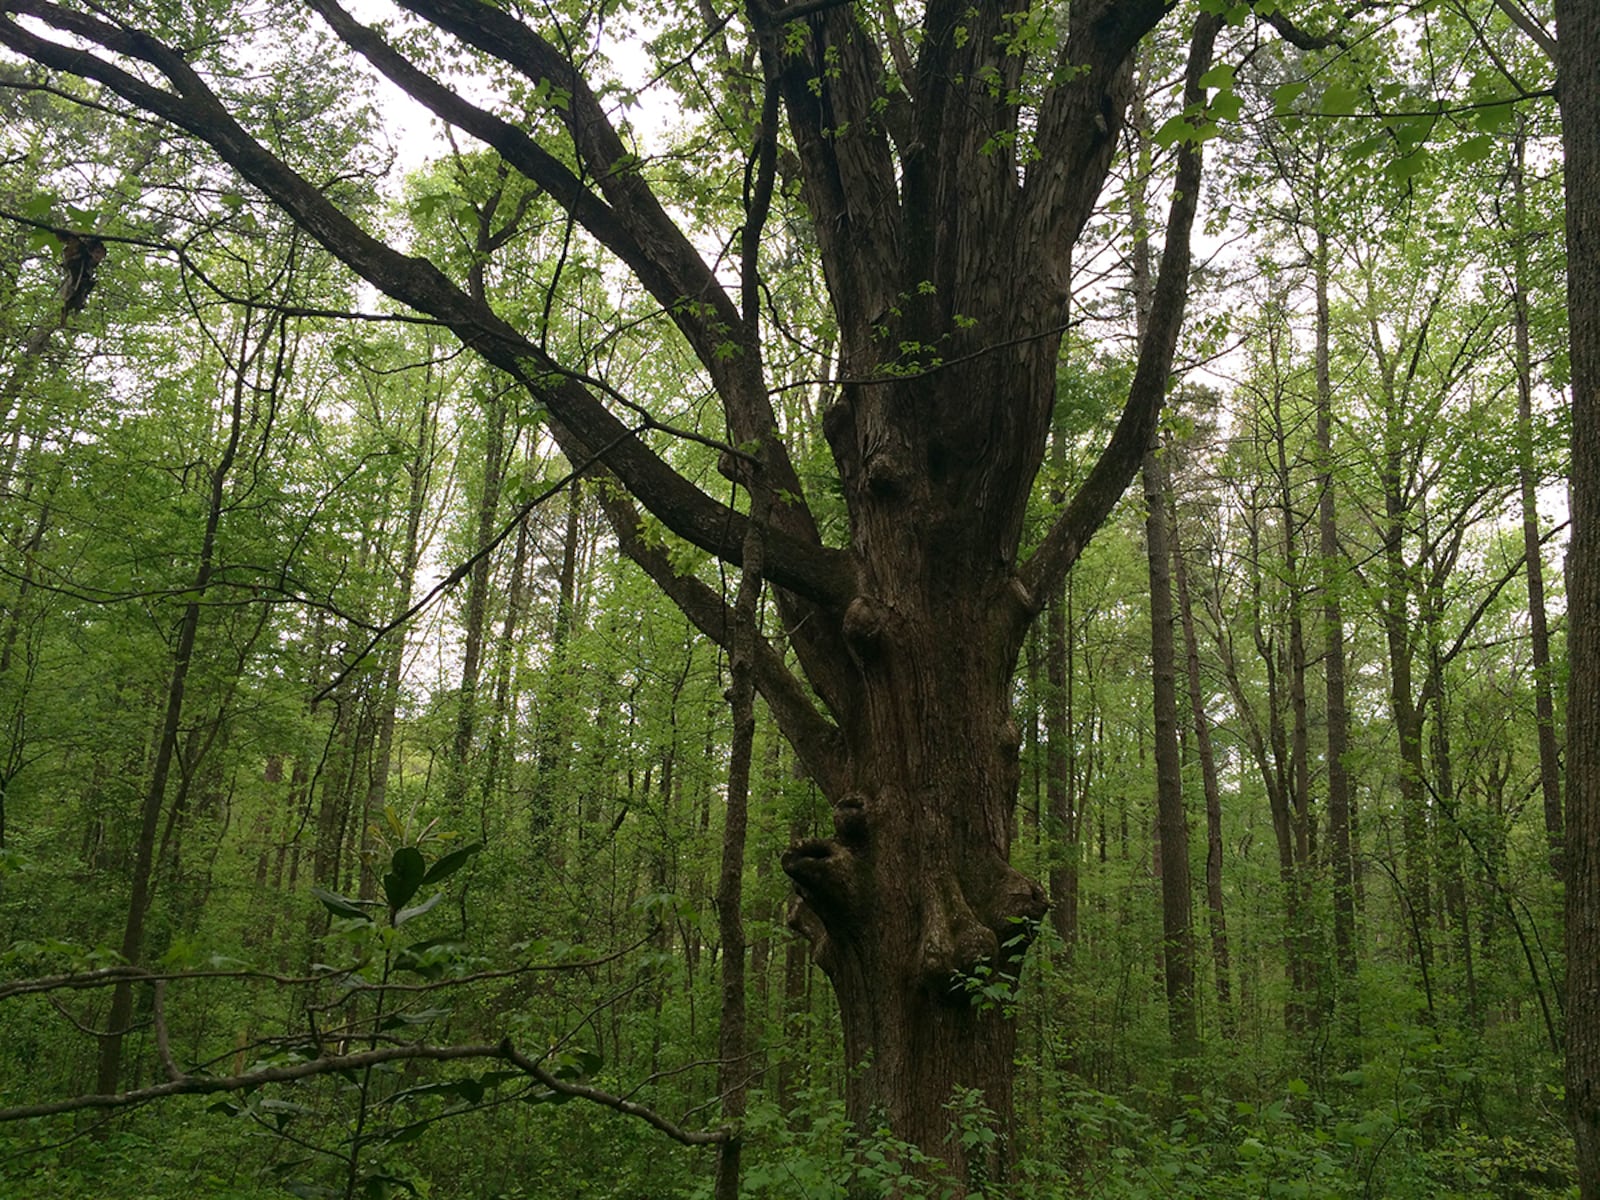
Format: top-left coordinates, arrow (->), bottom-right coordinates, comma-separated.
1045,430 -> 1078,957
1277,422 -> 1320,1030
1314,222 -> 1359,1036
1369,330 -> 1435,986
1220,484 -> 1309,1035
1144,443 -> 1198,1067
1382,452 -> 1433,980
1167,462 -> 1231,1032
533,478 -> 584,849
1558,0 -> 1600,1190
0,469 -> 61,852
447,383 -> 509,812
480,511 -> 530,819
1429,652 -> 1478,1029
359,393 -> 434,897
447,187 -> 524,813
1126,64 -> 1196,1065
1510,127 -> 1564,881
778,790 -> 812,1113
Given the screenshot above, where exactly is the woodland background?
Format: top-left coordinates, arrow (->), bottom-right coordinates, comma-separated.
0,0 -> 1586,1197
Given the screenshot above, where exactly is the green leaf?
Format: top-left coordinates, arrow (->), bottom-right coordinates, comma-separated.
1385,149 -> 1432,183
550,1046 -> 603,1080
420,841 -> 483,886
394,890 -> 445,927
20,193 -> 55,222
1153,113 -> 1199,149
1475,101 -> 1515,132
1197,63 -> 1235,90
1209,90 -> 1242,122
383,846 -> 427,911
311,887 -> 373,923
1320,82 -> 1361,115
378,1006 -> 452,1030
1272,80 -> 1307,114
1454,134 -> 1494,164
383,1080 -> 466,1106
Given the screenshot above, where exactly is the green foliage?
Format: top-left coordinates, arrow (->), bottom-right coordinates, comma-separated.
0,1 -> 1581,1198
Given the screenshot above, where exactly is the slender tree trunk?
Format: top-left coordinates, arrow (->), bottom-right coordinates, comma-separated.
1510,127 -> 1564,880
1280,450 -> 1320,1030
1430,662 -> 1479,1029
1168,463 -> 1231,1032
533,478 -> 583,849
359,397 -> 433,897
447,385 -> 508,812
1383,445 -> 1433,977
1314,222 -> 1359,1036
1126,61 -> 1196,1064
1221,492 -> 1307,1034
1144,444 -> 1198,1067
1045,431 -> 1077,956
480,510 -> 530,819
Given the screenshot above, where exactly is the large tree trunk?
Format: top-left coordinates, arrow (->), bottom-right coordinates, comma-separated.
1558,0 -> 1600,1191
779,495 -> 1054,1178
769,10 -> 1216,1175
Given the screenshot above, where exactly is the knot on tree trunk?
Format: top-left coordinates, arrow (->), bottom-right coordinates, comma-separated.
919,860 -> 1048,997
831,794 -> 870,846
782,837 -> 860,925
918,879 -> 1000,990
863,434 -> 913,497
842,595 -> 890,654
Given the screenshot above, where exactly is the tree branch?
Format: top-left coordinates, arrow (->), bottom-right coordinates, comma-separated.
0,1036 -> 732,1148
304,0 -> 825,550
1017,10 -> 1222,622
0,1 -> 851,608
599,487 -> 851,798
1493,0 -> 1558,60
